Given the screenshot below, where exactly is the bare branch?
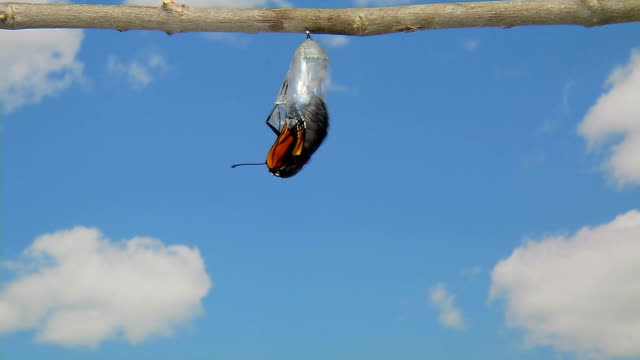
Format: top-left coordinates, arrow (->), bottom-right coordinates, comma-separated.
1,0 -> 639,35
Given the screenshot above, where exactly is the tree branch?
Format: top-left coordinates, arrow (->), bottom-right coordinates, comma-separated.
1,0 -> 639,35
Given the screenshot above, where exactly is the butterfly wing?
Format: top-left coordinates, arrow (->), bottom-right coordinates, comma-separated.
266,124 -> 294,170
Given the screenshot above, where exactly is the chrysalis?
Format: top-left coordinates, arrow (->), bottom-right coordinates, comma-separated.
232,31 -> 330,178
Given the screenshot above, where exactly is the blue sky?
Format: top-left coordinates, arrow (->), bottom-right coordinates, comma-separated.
2,0 -> 640,359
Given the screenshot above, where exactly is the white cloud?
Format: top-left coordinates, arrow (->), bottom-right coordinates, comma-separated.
578,49 -> 640,187
107,53 -> 168,90
428,282 -> 467,330
489,209 -> 640,358
0,227 -> 211,348
315,35 -> 351,48
0,29 -> 84,113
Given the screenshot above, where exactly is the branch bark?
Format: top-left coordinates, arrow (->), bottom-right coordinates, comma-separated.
1,0 -> 639,35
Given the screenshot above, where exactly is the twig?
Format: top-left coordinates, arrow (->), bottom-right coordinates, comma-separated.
1,0 -> 639,35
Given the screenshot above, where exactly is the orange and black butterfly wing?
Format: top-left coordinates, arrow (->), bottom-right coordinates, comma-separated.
266,124 -> 295,170
266,122 -> 307,178
266,124 -> 306,165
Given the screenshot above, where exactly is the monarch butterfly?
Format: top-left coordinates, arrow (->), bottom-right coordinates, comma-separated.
232,31 -> 329,178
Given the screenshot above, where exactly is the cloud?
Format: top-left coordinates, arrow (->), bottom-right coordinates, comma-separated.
428,282 -> 467,330
578,49 -> 640,187
561,79 -> 574,113
315,35 -> 351,48
107,53 -> 168,90
459,265 -> 482,278
203,33 -> 251,48
463,39 -> 479,52
0,227 -> 211,348
325,71 -> 349,94
489,209 -> 640,358
0,28 -> 84,113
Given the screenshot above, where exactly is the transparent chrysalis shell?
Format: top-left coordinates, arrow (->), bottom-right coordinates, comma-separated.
265,32 -> 330,178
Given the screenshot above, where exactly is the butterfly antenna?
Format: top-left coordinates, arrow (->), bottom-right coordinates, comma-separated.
231,162 -> 266,168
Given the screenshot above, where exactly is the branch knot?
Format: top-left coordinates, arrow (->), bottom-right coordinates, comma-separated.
161,0 -> 189,15
0,5 -> 16,25
353,14 -> 368,34
580,0 -> 602,10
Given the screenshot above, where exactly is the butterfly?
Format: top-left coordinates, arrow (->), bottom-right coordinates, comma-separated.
233,31 -> 329,178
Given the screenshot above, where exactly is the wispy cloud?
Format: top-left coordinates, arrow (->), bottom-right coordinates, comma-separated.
538,79 -> 575,134
428,282 -> 467,330
578,49 -> 640,187
107,53 -> 168,90
463,39 -> 479,52
561,79 -> 574,113
0,28 -> 84,113
459,265 -> 481,278
203,33 -> 251,48
490,209 -> 640,358
325,71 -> 349,94
316,35 -> 351,48
0,227 -> 211,348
